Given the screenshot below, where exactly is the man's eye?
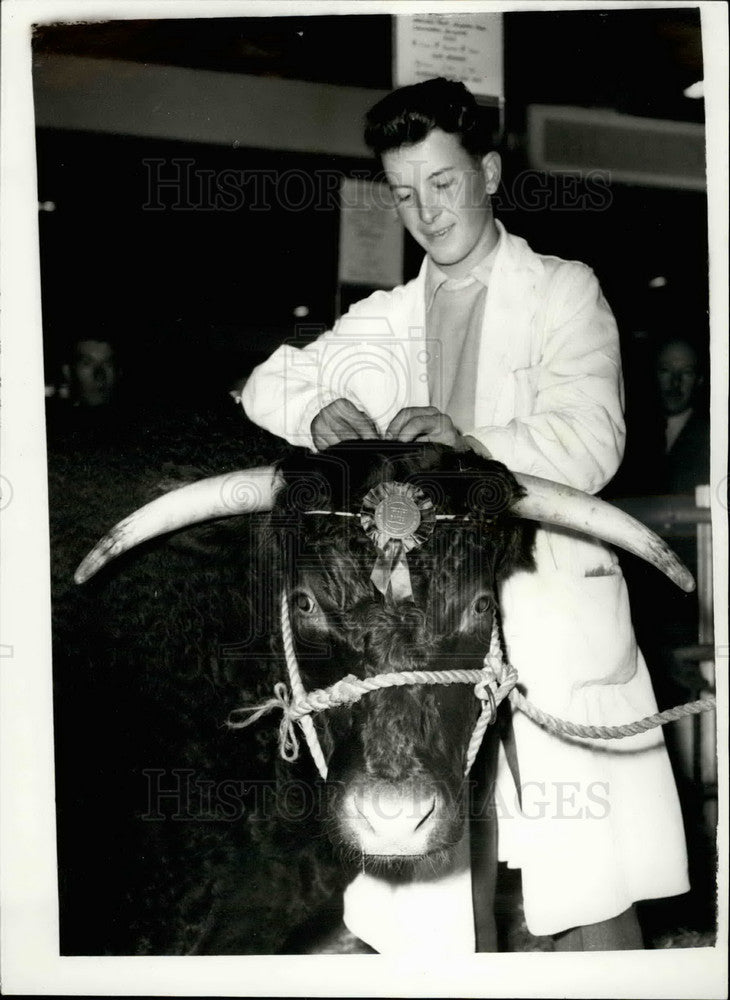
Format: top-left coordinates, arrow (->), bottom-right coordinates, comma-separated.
434,179 -> 454,190
394,191 -> 413,204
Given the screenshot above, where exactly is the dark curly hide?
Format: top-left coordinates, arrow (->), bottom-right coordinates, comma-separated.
49,401 -> 348,955
50,393 -> 536,954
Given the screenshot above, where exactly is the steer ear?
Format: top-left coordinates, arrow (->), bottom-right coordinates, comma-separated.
511,473 -> 695,593
75,468 -> 282,584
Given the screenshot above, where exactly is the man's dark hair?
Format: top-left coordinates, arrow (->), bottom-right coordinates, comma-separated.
364,77 -> 491,158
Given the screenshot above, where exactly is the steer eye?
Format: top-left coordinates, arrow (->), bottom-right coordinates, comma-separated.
473,594 -> 493,615
292,590 -> 317,614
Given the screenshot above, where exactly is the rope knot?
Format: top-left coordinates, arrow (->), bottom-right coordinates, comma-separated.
473,643 -> 509,726
227,681 -> 301,762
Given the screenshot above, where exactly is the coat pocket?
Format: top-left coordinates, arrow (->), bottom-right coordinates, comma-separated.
500,528 -> 637,695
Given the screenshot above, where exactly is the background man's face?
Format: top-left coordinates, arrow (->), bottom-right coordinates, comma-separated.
71,339 -> 117,407
382,128 -> 500,279
656,340 -> 700,416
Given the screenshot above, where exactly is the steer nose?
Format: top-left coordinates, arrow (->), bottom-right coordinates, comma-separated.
343,782 -> 441,856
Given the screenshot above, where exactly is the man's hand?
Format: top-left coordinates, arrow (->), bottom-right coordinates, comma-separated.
385,407 -> 467,450
310,398 -> 379,451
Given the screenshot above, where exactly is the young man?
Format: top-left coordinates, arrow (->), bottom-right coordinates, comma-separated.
242,78 -> 689,953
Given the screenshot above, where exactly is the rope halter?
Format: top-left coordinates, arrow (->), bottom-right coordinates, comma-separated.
227,478 -> 717,774
228,479 -> 518,778
227,590 -> 518,779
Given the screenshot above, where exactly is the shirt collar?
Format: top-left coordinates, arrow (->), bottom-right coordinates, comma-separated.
424,229 -> 502,311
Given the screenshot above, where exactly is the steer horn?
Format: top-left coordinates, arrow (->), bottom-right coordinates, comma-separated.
74,460 -> 694,594
512,473 -> 695,593
74,468 -> 281,584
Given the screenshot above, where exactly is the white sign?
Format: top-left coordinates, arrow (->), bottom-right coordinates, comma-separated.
394,13 -> 504,102
338,178 -> 404,288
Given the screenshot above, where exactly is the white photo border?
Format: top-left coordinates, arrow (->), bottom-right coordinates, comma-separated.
1,1 -> 727,996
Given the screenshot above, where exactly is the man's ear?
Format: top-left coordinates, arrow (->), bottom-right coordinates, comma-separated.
481,151 -> 501,196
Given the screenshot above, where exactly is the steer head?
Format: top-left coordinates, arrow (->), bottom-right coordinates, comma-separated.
75,440 -> 694,873
269,442 -> 534,865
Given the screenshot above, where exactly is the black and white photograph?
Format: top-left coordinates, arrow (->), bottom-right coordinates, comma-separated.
1,2 -> 727,996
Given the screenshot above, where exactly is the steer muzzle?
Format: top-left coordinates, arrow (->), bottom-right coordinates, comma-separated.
339,779 -> 460,860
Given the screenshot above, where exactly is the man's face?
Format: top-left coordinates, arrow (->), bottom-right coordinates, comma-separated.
71,339 -> 117,407
382,128 -> 500,280
656,341 -> 700,416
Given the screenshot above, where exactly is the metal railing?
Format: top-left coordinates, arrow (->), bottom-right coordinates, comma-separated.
615,486 -> 716,832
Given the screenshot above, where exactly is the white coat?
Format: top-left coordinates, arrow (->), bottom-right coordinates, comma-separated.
242,220 -> 625,493
242,222 -> 689,947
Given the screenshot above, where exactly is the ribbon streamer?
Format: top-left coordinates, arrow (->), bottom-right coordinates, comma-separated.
370,538 -> 413,601
360,481 -> 435,601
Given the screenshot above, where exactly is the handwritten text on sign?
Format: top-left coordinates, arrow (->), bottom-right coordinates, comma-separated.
394,13 -> 503,100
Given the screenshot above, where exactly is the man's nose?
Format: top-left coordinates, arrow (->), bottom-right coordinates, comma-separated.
418,199 -> 441,226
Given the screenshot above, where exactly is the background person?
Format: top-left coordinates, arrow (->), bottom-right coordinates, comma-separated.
655,335 -> 710,494
46,335 -> 125,442
62,336 -> 119,409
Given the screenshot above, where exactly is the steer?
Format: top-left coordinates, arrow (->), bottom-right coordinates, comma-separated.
75,440 -> 693,950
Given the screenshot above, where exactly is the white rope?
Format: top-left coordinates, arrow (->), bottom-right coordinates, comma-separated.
279,590 -> 329,779
228,590 -> 718,781
305,511 -> 469,521
228,591 -> 509,778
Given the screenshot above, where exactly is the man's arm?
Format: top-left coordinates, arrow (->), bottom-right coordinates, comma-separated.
241,338 -> 341,449
465,263 -> 625,494
241,288 -> 400,450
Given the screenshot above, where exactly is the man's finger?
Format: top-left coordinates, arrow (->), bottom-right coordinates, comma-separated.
346,412 -> 379,440
312,404 -> 379,450
390,414 -> 440,442
385,406 -> 438,439
312,424 -> 341,450
322,414 -> 378,444
329,399 -> 379,439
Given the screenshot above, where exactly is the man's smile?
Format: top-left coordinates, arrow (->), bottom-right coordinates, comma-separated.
423,224 -> 454,241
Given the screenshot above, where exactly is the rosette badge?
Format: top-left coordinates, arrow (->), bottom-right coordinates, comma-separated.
359,482 -> 435,601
